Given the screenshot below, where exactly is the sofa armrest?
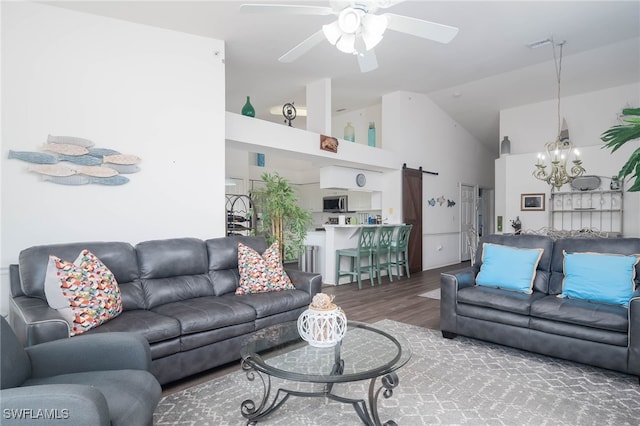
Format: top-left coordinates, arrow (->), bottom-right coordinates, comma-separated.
26,332 -> 152,379
441,267 -> 476,290
628,290 -> 640,376
0,385 -> 109,426
285,269 -> 322,297
9,296 -> 70,347
440,267 -> 476,335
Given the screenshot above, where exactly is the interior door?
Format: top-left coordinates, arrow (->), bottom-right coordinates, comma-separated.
402,166 -> 423,273
460,184 -> 476,262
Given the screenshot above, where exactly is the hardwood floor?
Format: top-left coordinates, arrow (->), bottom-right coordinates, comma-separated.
161,261 -> 469,396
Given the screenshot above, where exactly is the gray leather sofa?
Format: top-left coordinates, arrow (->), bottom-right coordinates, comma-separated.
9,236 -> 322,385
441,234 -> 640,379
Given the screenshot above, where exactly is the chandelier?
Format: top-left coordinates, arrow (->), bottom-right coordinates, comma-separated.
532,40 -> 586,190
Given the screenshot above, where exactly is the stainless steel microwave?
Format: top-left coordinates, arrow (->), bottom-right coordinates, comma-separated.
323,195 -> 348,213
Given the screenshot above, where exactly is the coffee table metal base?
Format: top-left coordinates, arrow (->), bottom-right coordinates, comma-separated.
240,358 -> 400,426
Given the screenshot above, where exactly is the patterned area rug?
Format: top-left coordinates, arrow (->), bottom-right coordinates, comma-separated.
154,320 -> 640,425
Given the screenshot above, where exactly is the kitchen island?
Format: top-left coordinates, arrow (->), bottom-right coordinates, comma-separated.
304,224 -> 399,285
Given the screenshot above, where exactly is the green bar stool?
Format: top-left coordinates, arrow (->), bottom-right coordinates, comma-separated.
335,227 -> 377,289
389,224 -> 413,279
374,225 -> 396,284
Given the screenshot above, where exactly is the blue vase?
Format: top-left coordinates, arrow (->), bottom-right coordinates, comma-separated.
256,153 -> 265,167
368,122 -> 376,147
242,96 -> 255,117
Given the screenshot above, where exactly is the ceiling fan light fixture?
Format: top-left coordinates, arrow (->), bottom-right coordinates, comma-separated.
336,33 -> 356,54
337,7 -> 362,34
322,21 -> 342,45
361,14 -> 387,50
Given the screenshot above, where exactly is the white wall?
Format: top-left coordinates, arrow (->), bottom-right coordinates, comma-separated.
1,3 -> 226,314
498,83 -> 640,237
501,83 -> 639,154
382,91 -> 495,269
332,104 -> 383,147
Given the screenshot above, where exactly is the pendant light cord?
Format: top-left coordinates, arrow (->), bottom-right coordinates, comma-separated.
551,40 -> 565,137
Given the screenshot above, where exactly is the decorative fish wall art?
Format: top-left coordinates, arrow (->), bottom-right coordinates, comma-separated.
427,195 -> 456,208
7,134 -> 141,186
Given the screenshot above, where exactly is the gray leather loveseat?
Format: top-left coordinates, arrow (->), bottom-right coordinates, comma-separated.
441,234 -> 640,379
9,236 -> 322,385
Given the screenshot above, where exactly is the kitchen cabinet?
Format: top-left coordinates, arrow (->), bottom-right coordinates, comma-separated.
321,188 -> 348,197
296,184 -> 323,212
347,190 -> 371,211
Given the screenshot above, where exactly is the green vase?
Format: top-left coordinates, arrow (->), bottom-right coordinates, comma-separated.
241,96 -> 255,117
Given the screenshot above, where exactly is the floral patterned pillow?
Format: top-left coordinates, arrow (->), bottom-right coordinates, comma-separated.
44,250 -> 123,336
236,241 -> 295,295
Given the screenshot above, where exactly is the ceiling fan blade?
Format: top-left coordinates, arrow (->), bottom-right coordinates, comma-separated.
358,49 -> 378,73
279,29 -> 327,63
240,4 -> 333,15
383,13 -> 459,44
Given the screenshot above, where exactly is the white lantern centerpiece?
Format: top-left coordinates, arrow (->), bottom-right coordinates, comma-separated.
297,293 -> 347,348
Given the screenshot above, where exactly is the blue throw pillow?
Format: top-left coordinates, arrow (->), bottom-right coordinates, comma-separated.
476,243 -> 544,294
561,251 -> 640,306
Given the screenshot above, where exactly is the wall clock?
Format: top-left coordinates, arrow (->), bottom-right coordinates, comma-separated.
356,173 -> 366,187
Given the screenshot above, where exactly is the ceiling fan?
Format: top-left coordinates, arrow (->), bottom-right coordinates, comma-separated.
240,1 -> 459,73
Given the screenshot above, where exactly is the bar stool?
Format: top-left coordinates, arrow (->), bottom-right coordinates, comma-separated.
373,225 -> 395,284
335,227 -> 377,289
389,224 -> 413,279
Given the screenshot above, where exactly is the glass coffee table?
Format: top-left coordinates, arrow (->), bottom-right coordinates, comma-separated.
239,321 -> 411,426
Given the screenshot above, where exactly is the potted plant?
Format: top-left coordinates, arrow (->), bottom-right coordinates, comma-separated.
601,107 -> 640,192
250,172 -> 311,262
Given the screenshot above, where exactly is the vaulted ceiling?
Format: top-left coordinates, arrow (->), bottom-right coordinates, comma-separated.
48,1 -> 640,154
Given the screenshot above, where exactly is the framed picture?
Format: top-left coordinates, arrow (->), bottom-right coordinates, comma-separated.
521,193 -> 545,211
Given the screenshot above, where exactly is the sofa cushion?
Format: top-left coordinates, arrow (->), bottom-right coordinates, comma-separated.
23,369 -> 161,426
530,295 -> 628,333
458,286 -> 547,316
236,241 -> 294,295
44,250 -> 123,336
136,238 -> 208,279
561,251 -> 640,306
529,317 -> 628,347
206,236 -> 268,296
85,309 -> 181,344
223,289 -> 311,319
18,242 -> 138,300
141,274 -> 214,309
549,237 -> 640,295
476,243 -> 544,294
151,296 -> 256,334
180,322 -> 256,352
207,236 -> 268,271
476,234 -> 553,293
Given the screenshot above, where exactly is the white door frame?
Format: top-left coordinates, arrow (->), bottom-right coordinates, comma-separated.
459,182 -> 478,262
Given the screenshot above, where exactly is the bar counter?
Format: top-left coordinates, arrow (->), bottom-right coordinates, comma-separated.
310,224 -> 398,285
